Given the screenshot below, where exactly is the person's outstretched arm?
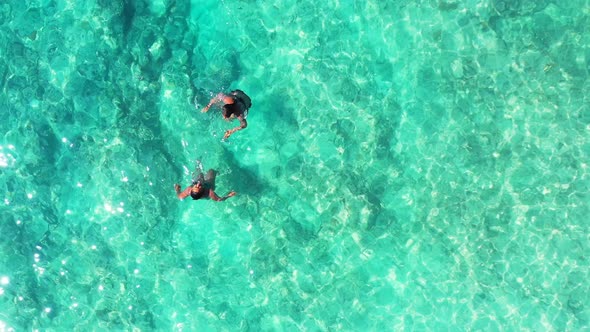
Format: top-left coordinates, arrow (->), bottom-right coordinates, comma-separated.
202,93 -> 234,113
175,184 -> 192,200
223,116 -> 247,139
209,189 -> 236,201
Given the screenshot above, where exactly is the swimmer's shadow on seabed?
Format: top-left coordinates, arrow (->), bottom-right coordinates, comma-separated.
218,145 -> 269,211
216,146 -> 284,221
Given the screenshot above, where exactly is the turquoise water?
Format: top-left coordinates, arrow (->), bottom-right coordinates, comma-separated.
0,0 -> 589,330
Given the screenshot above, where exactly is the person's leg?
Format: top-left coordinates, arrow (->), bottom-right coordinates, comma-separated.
191,160 -> 204,182
204,169 -> 217,189
193,172 -> 205,184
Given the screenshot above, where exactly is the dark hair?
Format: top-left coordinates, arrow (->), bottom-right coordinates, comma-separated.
190,187 -> 206,200
222,104 -> 231,118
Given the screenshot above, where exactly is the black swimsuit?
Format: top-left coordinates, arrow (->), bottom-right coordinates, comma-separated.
222,97 -> 248,119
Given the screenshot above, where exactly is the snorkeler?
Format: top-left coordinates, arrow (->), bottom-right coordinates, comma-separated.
174,169 -> 236,201
201,89 -> 251,139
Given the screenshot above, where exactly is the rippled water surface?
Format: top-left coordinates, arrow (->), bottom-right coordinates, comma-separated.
0,0 -> 589,330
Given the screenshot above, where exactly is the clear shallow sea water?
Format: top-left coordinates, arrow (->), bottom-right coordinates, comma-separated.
0,0 -> 589,330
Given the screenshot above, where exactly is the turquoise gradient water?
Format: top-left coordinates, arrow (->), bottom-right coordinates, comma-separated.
0,0 -> 589,330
